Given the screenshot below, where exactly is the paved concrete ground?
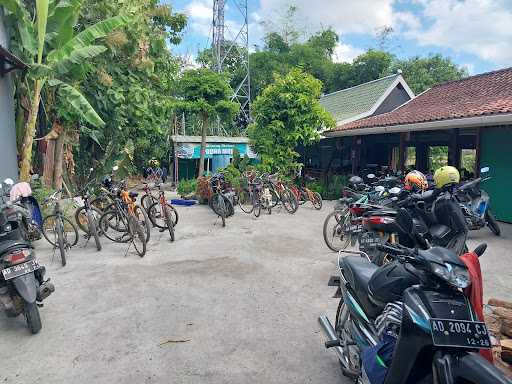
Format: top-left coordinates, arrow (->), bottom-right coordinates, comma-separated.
0,201 -> 510,384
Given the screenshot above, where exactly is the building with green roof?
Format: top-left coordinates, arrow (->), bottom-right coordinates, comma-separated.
319,72 -> 415,129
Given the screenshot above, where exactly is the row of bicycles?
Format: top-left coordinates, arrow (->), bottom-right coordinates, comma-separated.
206,171 -> 323,226
33,166 -> 178,263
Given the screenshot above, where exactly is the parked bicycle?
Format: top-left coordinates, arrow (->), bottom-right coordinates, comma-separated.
147,183 -> 176,241
41,190 -> 79,266
99,187 -> 147,257
141,182 -> 179,227
288,178 -> 322,210
209,174 -> 234,227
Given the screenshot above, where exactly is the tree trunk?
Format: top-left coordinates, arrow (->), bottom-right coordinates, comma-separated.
42,139 -> 55,187
53,132 -> 64,190
19,80 -> 42,182
198,113 -> 208,178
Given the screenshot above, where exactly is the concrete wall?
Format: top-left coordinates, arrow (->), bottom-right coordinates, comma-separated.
0,10 -> 19,181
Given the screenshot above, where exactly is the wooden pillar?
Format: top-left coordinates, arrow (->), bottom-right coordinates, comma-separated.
448,128 -> 461,168
416,143 -> 428,173
475,127 -> 481,176
399,132 -> 406,171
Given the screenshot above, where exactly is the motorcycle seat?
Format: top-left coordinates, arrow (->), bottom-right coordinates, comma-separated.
0,240 -> 32,255
341,256 -> 382,318
363,208 -> 397,217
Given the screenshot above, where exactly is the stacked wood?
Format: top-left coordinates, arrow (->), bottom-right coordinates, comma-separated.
486,298 -> 512,378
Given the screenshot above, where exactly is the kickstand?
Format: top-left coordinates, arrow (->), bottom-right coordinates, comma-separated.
124,241 -> 132,257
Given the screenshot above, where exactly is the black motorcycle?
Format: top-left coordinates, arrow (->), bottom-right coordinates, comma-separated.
319,210 -> 510,384
0,187 -> 54,334
359,187 -> 469,265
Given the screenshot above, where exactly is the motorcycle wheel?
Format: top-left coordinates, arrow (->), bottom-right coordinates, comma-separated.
24,301 -> 42,334
486,210 -> 501,236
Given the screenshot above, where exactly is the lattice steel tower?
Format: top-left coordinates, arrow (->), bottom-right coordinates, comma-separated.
212,0 -> 251,122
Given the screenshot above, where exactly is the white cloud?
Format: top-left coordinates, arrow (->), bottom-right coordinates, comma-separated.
184,0 -> 212,37
258,0 -> 399,36
407,0 -> 512,66
333,43 -> 364,63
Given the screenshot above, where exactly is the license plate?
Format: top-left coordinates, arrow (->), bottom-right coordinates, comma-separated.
430,318 -> 491,349
1,260 -> 40,281
359,233 -> 381,247
349,224 -> 363,233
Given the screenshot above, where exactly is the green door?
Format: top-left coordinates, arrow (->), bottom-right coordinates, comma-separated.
479,126 -> 512,223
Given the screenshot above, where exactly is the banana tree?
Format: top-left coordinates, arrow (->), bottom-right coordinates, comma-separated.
0,0 -> 129,181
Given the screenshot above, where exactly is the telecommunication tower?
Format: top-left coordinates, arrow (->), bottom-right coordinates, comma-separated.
212,0 -> 251,122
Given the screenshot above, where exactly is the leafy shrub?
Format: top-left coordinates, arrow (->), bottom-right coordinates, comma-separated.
177,179 -> 197,198
195,176 -> 211,204
322,175 -> 348,200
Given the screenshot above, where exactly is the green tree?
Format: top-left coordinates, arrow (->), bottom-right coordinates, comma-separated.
174,69 -> 239,177
1,0 -> 128,181
75,0 -> 186,175
348,50 -> 394,86
247,68 -> 335,174
391,54 -> 468,94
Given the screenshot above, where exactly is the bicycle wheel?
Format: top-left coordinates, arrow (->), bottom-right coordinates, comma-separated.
238,189 -> 254,214
129,215 -> 146,257
323,209 -> 351,252
312,192 -> 323,210
42,215 -> 79,249
141,194 -> 157,213
167,204 -> 179,226
56,221 -> 66,266
212,194 -> 226,227
134,205 -> 151,243
86,210 -> 102,251
253,192 -> 261,218
164,205 -> 175,242
268,186 -> 279,208
280,189 -> 298,214
99,210 -> 130,243
75,206 -> 103,234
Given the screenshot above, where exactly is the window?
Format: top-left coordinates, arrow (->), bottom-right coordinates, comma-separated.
406,147 -> 416,169
428,146 -> 448,172
460,149 -> 476,178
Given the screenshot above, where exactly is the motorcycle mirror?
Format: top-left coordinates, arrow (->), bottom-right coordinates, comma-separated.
112,165 -> 119,172
480,166 -> 489,173
389,187 -> 401,195
367,173 -> 376,179
3,178 -> 14,186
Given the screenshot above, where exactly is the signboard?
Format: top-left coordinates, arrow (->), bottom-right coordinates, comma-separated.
175,142 -> 257,159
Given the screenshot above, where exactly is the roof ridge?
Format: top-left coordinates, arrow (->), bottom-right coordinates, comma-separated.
431,66 -> 512,89
321,73 -> 400,98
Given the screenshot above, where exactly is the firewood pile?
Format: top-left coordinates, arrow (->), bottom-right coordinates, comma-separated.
485,298 -> 512,377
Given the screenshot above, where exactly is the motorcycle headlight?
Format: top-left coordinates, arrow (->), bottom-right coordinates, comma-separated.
431,262 -> 471,289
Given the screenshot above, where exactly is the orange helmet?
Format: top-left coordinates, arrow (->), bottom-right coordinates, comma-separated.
404,170 -> 428,192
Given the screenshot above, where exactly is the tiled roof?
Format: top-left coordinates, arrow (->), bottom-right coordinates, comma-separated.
329,67 -> 512,133
319,73 -> 401,123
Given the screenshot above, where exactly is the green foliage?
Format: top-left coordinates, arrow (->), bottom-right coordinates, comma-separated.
248,68 -> 335,174
177,178 -> 197,198
322,175 -> 348,200
391,54 -> 468,94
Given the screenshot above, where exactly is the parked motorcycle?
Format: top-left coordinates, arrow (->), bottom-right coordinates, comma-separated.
0,181 -> 54,334
359,186 -> 469,266
319,210 -> 511,384
455,167 -> 501,236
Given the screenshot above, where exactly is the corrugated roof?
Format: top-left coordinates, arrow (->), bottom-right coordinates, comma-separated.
319,73 -> 401,123
328,67 -> 512,133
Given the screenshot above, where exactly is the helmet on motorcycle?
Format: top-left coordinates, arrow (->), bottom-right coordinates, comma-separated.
434,166 -> 460,189
148,159 -> 160,167
102,176 -> 113,189
404,170 -> 428,192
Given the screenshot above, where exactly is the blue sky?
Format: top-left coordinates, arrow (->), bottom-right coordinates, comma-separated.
166,0 -> 512,75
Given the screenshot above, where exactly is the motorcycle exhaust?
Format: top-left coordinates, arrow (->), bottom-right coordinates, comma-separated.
318,315 -> 349,367
37,281 -> 55,302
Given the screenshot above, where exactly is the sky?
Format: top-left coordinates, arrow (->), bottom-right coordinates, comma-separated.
166,0 -> 512,75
